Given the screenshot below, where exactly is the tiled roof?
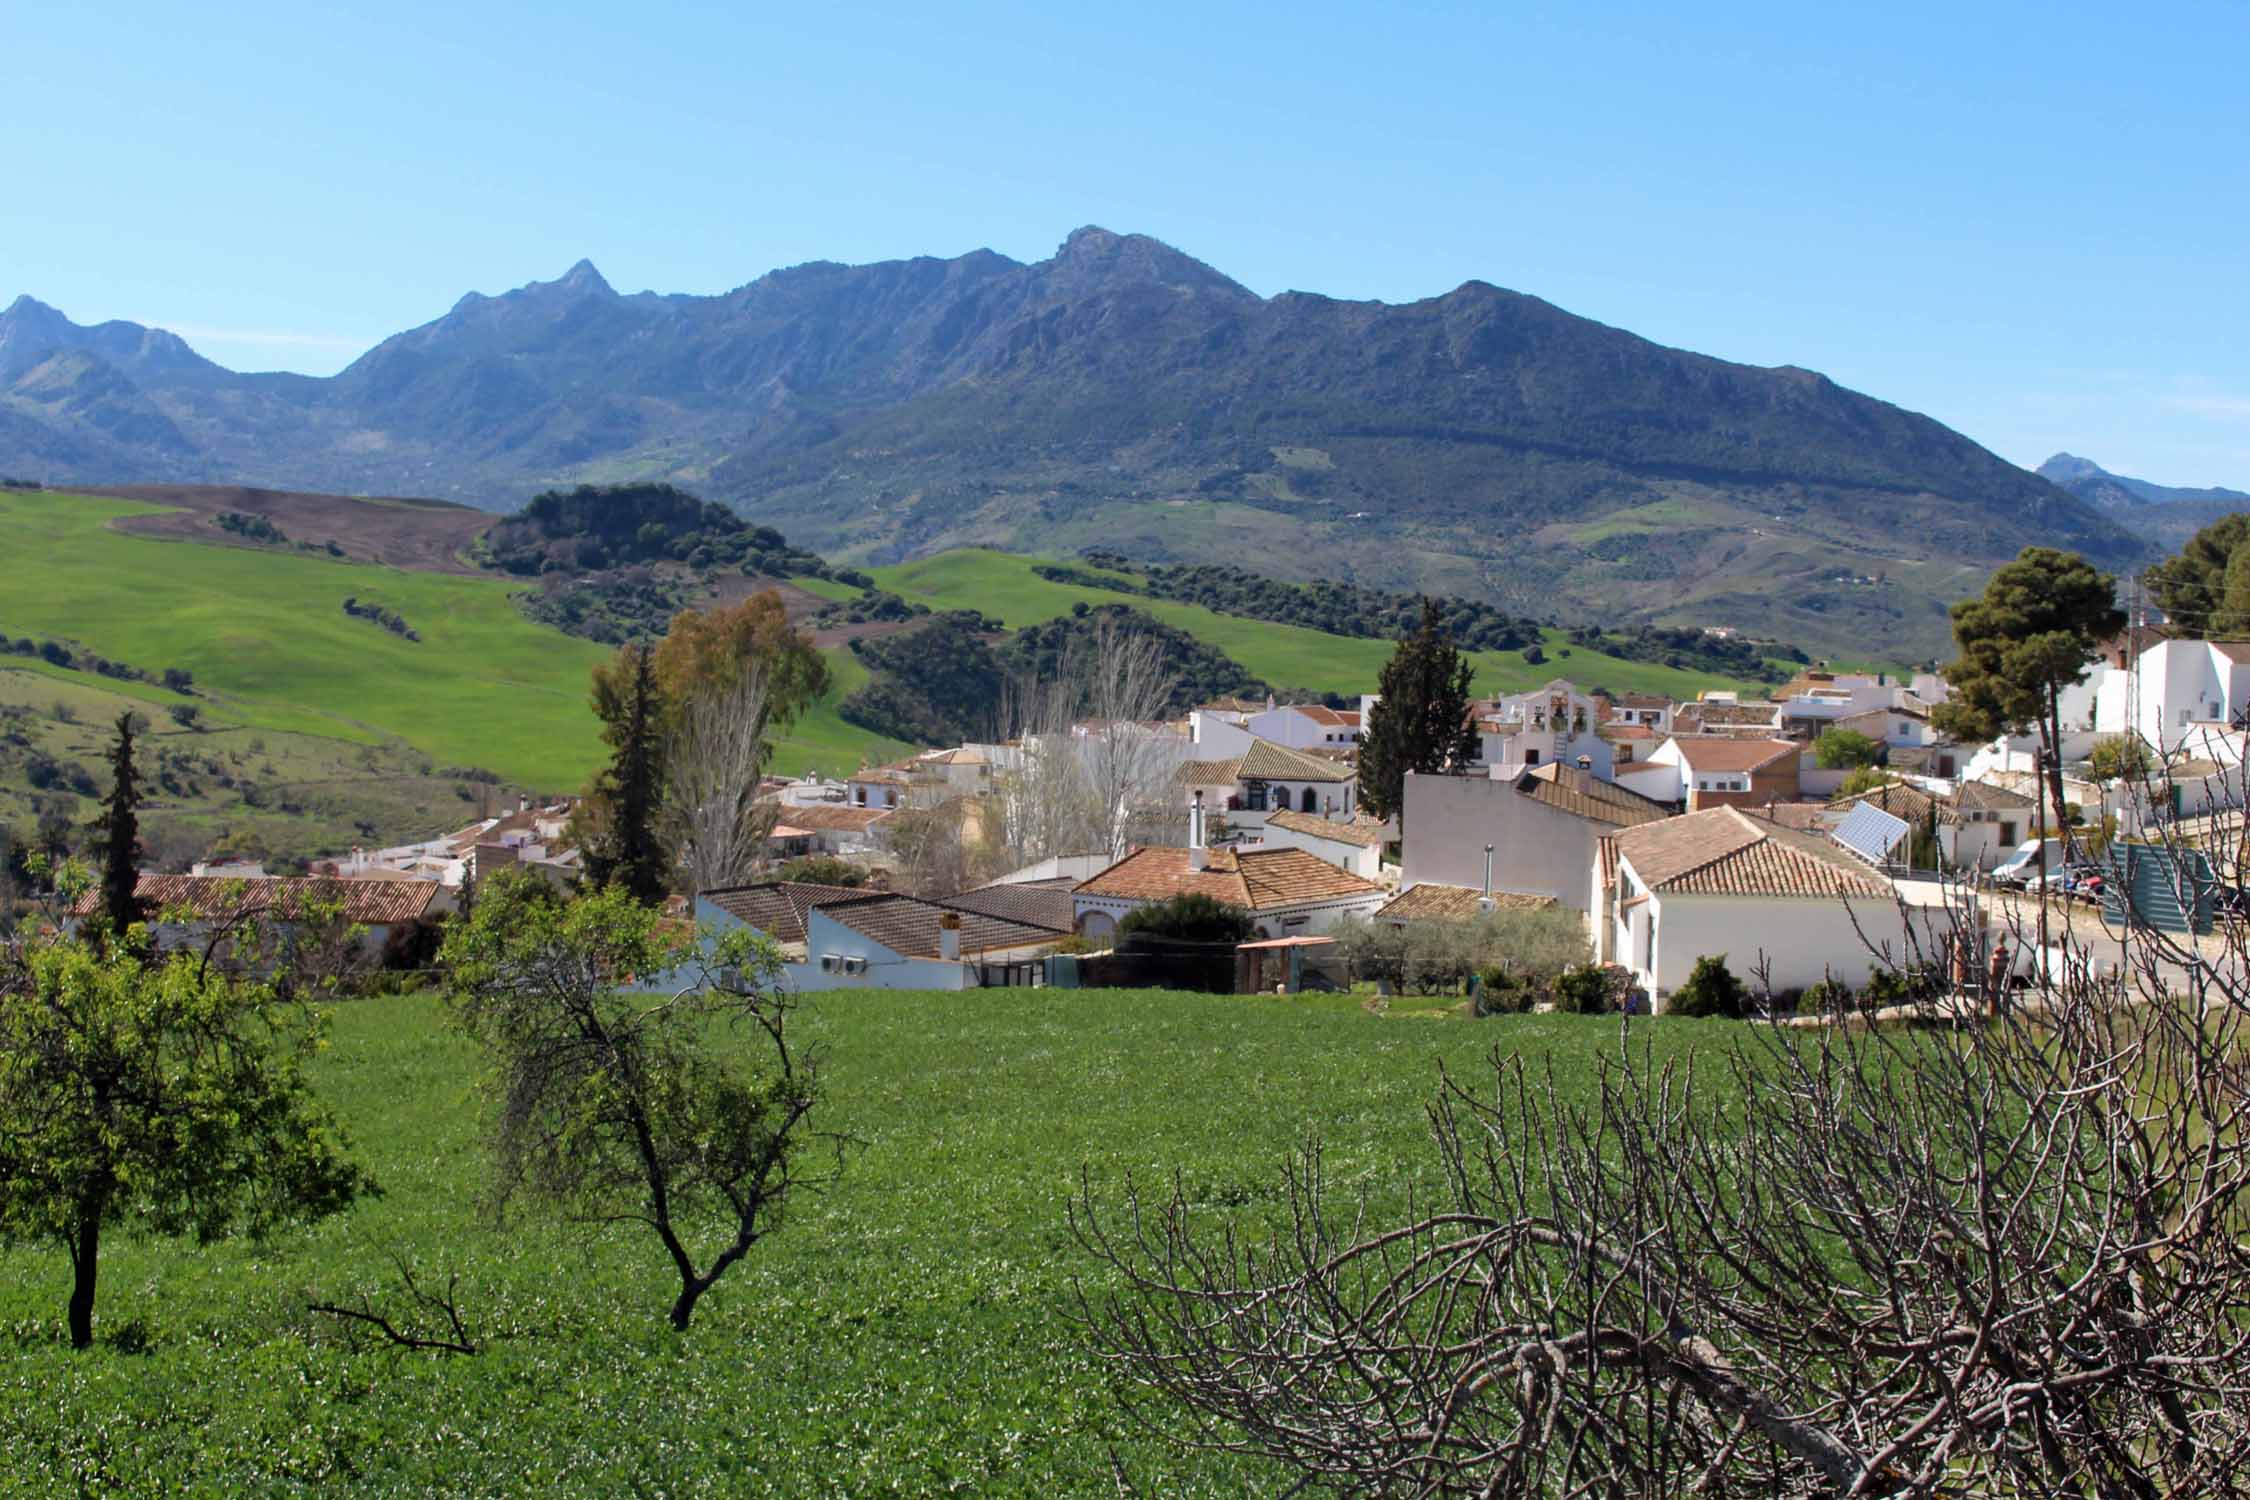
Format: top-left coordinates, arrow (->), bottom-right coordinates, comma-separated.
1237,737 -> 1356,783
1196,696 -> 1268,714
1668,737 -> 1800,773
1748,802 -> 1841,832
817,893 -> 1065,959
1614,807 -> 1890,900
1616,692 -> 1673,710
1287,704 -> 1361,727
1374,883 -> 1556,922
1262,810 -> 1388,848
1075,846 -> 1383,910
1680,701 -> 1783,727
1827,782 -> 1945,826
1176,756 -> 1245,788
1514,762 -> 1671,827
77,874 -> 441,925
939,882 -> 1080,932
701,882 -> 870,945
768,802 -> 894,833
1952,779 -> 2036,813
2208,641 -> 2250,665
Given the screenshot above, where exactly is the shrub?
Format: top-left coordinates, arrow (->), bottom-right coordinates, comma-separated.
380,917 -> 448,973
1667,954 -> 1748,1019
1474,966 -> 1536,1015
779,855 -> 868,889
168,703 -> 200,729
1798,978 -> 1853,1016
1117,893 -> 1255,947
1553,962 -> 1628,1015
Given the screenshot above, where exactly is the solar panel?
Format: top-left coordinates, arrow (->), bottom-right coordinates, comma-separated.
1832,802 -> 1911,867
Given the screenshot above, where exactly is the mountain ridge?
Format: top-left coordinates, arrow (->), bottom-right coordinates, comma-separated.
0,229 -> 2149,656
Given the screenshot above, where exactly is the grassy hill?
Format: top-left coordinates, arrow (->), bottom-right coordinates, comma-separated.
0,490 -> 908,803
868,549 -> 1776,700
0,986 -> 1738,1494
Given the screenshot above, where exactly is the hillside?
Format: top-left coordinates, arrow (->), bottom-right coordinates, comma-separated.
0,232 -> 2147,657
0,490 -> 912,861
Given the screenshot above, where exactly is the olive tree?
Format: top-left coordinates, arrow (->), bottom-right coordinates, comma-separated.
442,873 -> 827,1330
0,904 -> 370,1348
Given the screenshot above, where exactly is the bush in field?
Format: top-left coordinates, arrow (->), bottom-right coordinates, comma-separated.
1668,953 -> 1749,1018
1117,893 -> 1255,947
1333,906 -> 1590,996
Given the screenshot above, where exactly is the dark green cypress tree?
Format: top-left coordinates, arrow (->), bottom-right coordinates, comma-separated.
584,644 -> 671,904
1358,601 -> 1477,840
88,713 -> 145,947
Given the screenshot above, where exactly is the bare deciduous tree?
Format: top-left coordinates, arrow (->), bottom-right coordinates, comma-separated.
1075,904 -> 2250,1495
660,659 -> 777,895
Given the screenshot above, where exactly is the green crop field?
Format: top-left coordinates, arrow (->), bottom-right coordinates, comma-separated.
0,492 -> 908,800
869,549 -> 1768,700
0,986 -> 1737,1495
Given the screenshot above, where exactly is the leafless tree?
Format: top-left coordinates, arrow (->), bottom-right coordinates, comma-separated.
1075,889 -> 2250,1495
1078,614 -> 1189,858
307,1249 -> 480,1356
660,660 -> 777,895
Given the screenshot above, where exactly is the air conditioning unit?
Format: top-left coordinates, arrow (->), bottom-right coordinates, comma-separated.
840,956 -> 868,977
819,954 -> 841,973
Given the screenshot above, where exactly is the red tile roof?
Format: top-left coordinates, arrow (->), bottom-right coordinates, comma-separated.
1515,762 -> 1671,827
816,894 -> 1065,958
1374,883 -> 1555,921
1668,737 -> 1801,773
1262,810 -> 1388,848
1074,846 -> 1383,911
78,874 -> 441,926
1614,807 -> 1889,899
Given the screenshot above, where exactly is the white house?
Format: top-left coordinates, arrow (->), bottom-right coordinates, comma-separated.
2089,639 -> 2250,753
1174,736 -> 1359,833
1603,807 -> 1953,1006
1615,736 -> 1801,810
1463,682 -> 1612,780
1245,702 -> 1364,750
1256,809 -> 1388,879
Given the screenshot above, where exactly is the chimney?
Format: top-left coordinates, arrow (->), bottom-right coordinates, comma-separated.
937,912 -> 961,962
1189,791 -> 1208,871
1576,755 -> 1592,771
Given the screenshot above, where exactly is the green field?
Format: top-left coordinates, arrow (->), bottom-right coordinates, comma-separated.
0,492 -> 908,801
870,549 -> 1767,700
0,986 -> 1733,1495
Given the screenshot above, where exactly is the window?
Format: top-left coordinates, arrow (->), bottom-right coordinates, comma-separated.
1301,786 -> 1318,812
1526,748 -> 1541,766
1245,783 -> 1268,812
2000,821 -> 2018,845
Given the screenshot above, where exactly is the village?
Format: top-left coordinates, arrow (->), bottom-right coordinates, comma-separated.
96,621 -> 2250,1013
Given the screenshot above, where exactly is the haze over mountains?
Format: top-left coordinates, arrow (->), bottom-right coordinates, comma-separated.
1,228 -> 2156,656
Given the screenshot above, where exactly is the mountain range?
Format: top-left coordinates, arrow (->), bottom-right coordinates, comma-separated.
1,228 -> 2158,657
2035,452 -> 2247,551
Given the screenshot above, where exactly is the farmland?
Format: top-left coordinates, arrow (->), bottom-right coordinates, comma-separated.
0,986 -> 1732,1495
867,549 -> 1772,701
0,490 -> 908,798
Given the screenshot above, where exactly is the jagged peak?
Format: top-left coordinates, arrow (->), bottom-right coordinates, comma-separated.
556,258 -> 612,295
2,293 -> 66,322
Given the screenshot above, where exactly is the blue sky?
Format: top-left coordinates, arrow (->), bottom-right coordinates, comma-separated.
9,0 -> 2246,485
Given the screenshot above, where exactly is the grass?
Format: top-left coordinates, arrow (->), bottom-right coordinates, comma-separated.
870,549 -> 1765,700
0,665 -> 494,861
0,987 -> 1737,1495
0,492 -> 912,795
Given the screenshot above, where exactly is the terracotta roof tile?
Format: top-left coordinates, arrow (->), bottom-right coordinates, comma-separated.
1515,762 -> 1672,827
816,894 -> 1065,958
1374,883 -> 1556,921
78,874 -> 440,925
1262,810 -> 1388,848
1237,737 -> 1356,783
765,802 -> 894,833
1614,807 -> 1889,899
1074,846 -> 1382,910
939,882 -> 1080,932
1668,736 -> 1801,773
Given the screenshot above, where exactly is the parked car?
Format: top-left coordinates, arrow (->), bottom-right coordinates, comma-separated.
1992,839 -> 2065,889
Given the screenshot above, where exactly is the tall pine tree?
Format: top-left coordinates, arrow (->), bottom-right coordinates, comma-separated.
87,713 -> 145,948
1358,601 -> 1476,840
582,643 -> 672,904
